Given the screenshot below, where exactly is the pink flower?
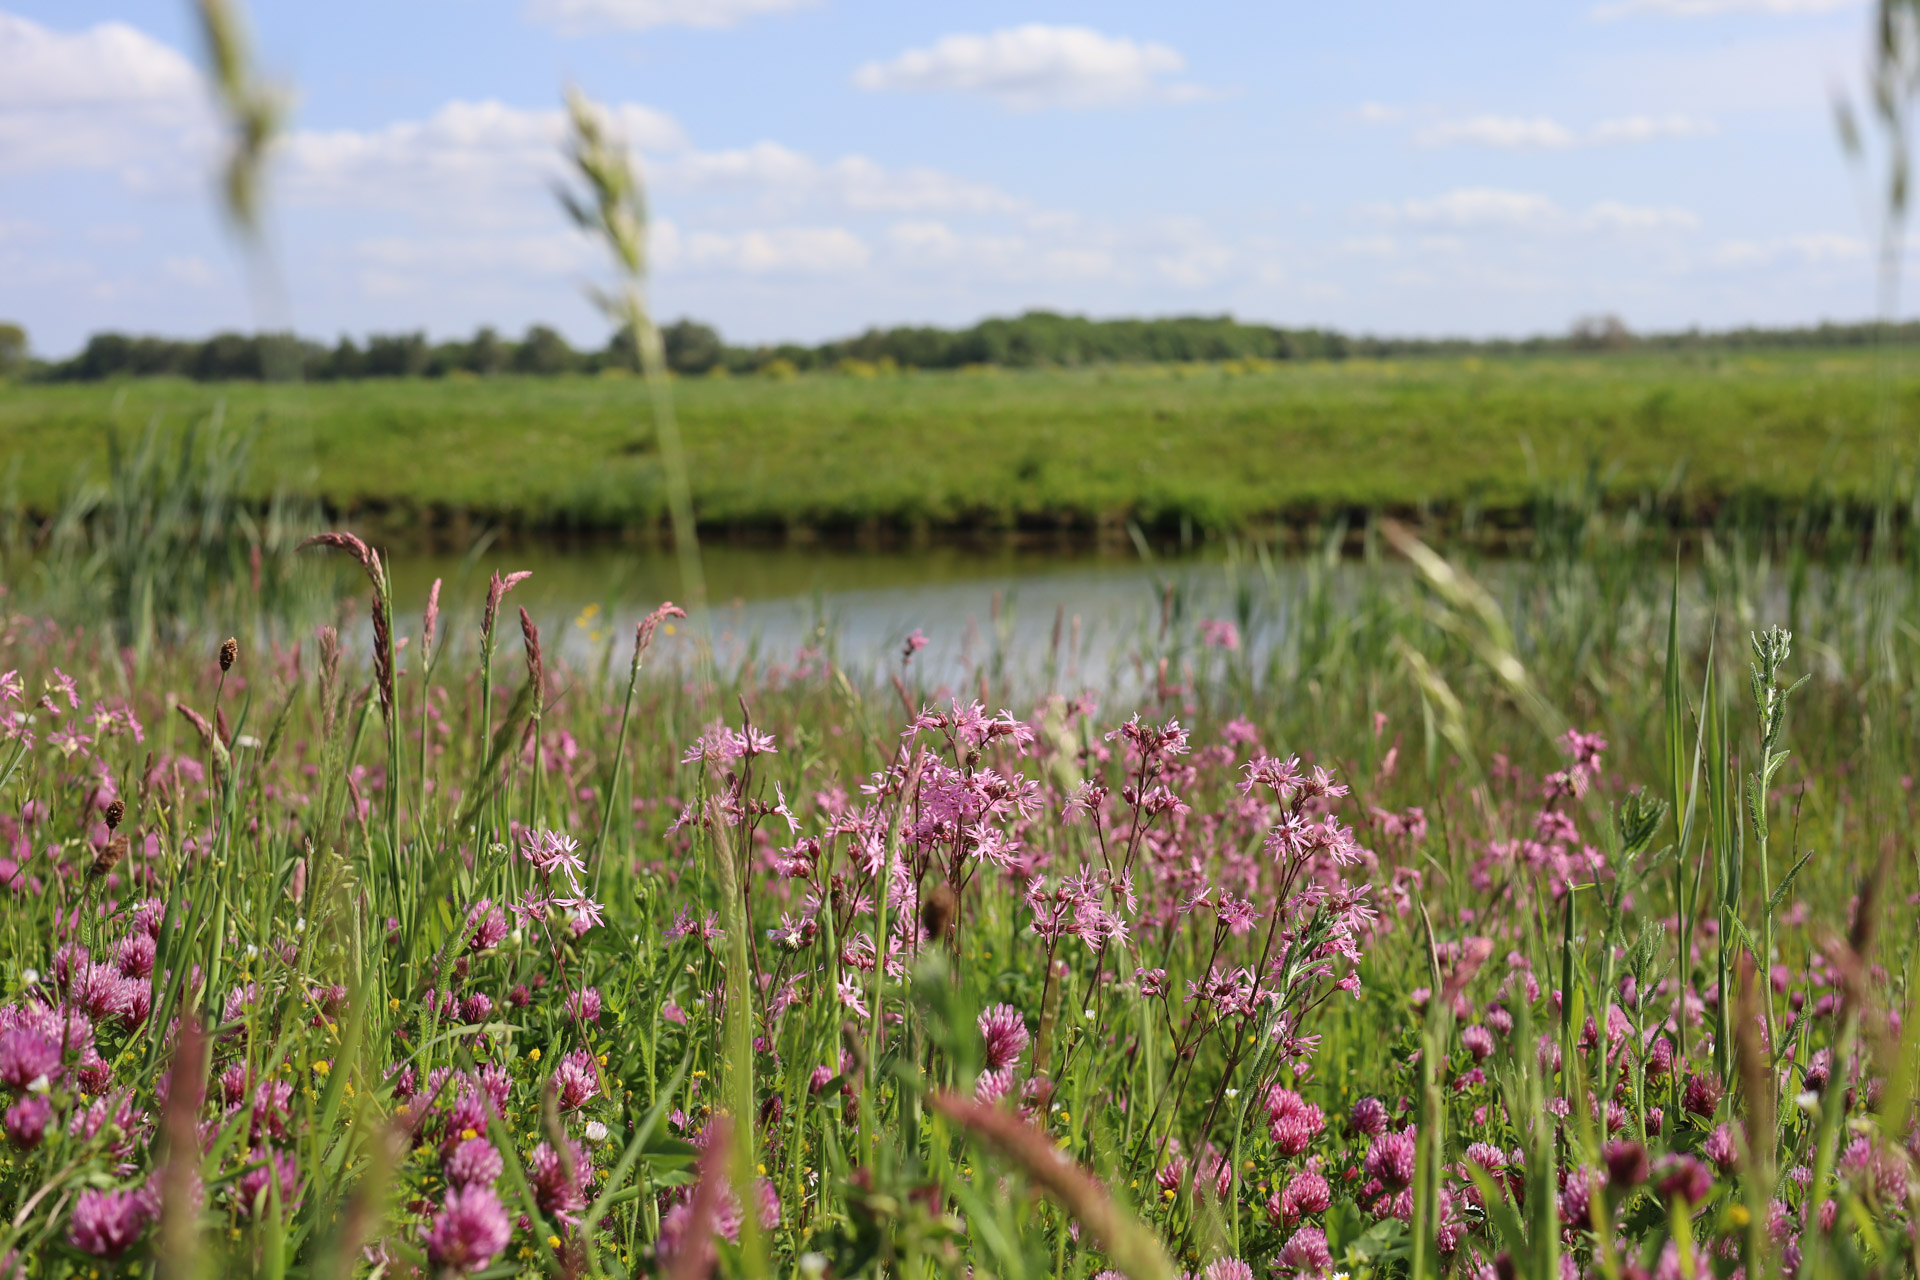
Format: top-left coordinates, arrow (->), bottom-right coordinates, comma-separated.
424,1183 -> 511,1273
530,1139 -> 592,1219
445,1137 -> 504,1188
0,1027 -> 61,1092
1348,1096 -> 1388,1137
1701,1124 -> 1741,1174
67,1186 -> 157,1257
1206,1259 -> 1255,1280
1280,1168 -> 1332,1219
1199,619 -> 1241,651
1655,1154 -> 1714,1206
974,1068 -> 1013,1103
566,987 -> 603,1023
466,901 -> 509,952
4,1095 -> 51,1147
551,1050 -> 599,1110
978,1004 -> 1030,1073
519,830 -> 585,890
235,1145 -> 302,1216
1277,1226 -> 1333,1275
1681,1072 -> 1721,1119
1265,1088 -> 1326,1156
1461,1025 -> 1495,1061
1364,1128 -> 1417,1191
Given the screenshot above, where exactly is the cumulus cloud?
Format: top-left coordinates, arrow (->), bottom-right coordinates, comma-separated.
1709,232 -> 1866,267
1581,201 -> 1700,231
1589,114 -> 1718,142
1353,102 -> 1405,123
1416,112 -> 1715,149
661,143 -> 1023,214
281,99 -> 685,217
1376,189 -> 1701,236
0,11 -> 214,177
525,0 -> 816,33
1593,0 -> 1856,16
853,25 -> 1202,110
656,223 -> 870,274
1391,188 -> 1564,229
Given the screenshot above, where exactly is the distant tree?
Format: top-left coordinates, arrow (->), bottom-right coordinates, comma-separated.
326,337 -> 366,380
365,332 -> 431,378
1570,314 -> 1633,351
0,323 -> 25,376
661,319 -> 724,374
514,325 -> 577,375
465,326 -> 510,375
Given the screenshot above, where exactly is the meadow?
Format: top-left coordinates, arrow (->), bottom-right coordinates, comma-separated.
4,348 -> 1918,540
0,455 -> 1915,1277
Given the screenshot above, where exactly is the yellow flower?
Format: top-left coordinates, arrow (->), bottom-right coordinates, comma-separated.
462,1128 -> 479,1141
313,1060 -> 331,1076
1727,1205 -> 1751,1228
388,997 -> 400,1013
547,1235 -> 562,1251
528,1047 -> 541,1062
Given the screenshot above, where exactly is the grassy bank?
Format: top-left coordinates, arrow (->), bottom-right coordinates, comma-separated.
3,348 -> 1917,538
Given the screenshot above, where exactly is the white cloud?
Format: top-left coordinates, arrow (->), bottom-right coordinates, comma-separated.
853,25 -> 1201,110
1581,201 -> 1701,231
1393,188 -> 1563,229
661,225 -> 870,274
1151,218 -> 1234,287
1418,116 -> 1578,149
0,11 -> 214,177
281,99 -> 685,216
661,143 -> 1022,214
1417,112 -> 1716,149
354,233 -> 593,277
162,254 -> 219,288
1709,232 -> 1866,267
1354,102 -> 1404,123
1594,0 -> 1856,16
1377,189 -> 1702,237
525,0 -> 815,33
1589,114 -> 1718,142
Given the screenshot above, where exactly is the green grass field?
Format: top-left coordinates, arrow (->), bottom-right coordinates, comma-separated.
4,348 -> 1916,536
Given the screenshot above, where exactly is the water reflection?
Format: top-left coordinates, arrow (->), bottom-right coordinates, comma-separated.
384,544 -> 1268,698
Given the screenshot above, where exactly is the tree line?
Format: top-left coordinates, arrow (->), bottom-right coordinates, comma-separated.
10,311 -> 1920,382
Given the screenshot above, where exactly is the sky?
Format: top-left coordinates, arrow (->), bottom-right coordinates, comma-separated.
0,0 -> 1899,358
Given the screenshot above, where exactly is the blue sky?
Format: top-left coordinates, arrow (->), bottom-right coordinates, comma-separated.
0,0 -> 1892,357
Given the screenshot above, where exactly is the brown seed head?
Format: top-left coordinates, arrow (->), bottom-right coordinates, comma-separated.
103,799 -> 125,831
920,881 -> 959,942
89,834 -> 129,880
219,637 -> 238,672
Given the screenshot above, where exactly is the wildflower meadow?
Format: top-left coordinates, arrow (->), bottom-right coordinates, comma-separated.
2,3 -> 1918,1276
0,497 -> 1915,1280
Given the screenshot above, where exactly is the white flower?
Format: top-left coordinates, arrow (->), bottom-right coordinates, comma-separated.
20,968 -> 38,986
26,1074 -> 49,1095
585,1120 -> 610,1143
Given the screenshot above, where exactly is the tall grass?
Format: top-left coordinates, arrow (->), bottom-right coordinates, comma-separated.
0,491 -> 1912,1276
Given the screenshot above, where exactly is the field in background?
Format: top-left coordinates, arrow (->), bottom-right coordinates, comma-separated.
4,347 -> 1916,540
